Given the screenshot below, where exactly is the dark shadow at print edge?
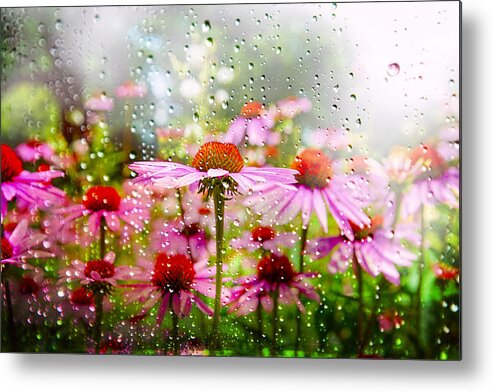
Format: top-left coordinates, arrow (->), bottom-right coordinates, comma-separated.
13,1 -> 478,383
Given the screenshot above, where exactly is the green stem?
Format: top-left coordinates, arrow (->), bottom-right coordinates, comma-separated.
94,292 -> 104,354
100,218 -> 106,259
416,205 -> 426,351
272,291 -> 279,356
211,187 -> 225,350
171,307 -> 180,355
294,224 -> 309,356
355,259 -> 364,356
1,266 -> 18,352
176,189 -> 194,261
257,302 -> 263,355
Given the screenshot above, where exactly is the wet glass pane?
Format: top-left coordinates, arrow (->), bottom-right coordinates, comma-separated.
1,2 -> 460,358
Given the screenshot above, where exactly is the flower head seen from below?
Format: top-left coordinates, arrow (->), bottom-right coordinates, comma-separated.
1,144 -> 66,217
229,253 -> 319,316
223,102 -> 277,146
1,220 -> 53,267
245,148 -> 370,240
307,215 -> 416,285
129,141 -> 297,198
125,254 -> 228,325
58,185 -> 148,235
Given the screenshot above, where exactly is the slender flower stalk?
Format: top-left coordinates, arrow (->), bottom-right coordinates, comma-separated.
294,224 -> 309,355
272,291 -> 279,356
171,300 -> 180,355
355,259 -> 364,355
93,291 -> 104,353
1,267 -> 18,352
99,219 -> 106,259
415,205 -> 426,351
256,303 -> 263,353
176,189 -> 194,261
211,186 -> 225,349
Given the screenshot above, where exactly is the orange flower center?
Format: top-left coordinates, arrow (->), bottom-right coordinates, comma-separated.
84,259 -> 115,279
409,144 -> 445,172
257,254 -> 295,284
291,148 -> 333,189
240,102 -> 263,118
251,226 -> 276,243
1,237 -> 13,260
83,186 -> 121,212
350,215 -> 383,240
151,253 -> 195,292
1,144 -> 23,182
192,141 -> 244,173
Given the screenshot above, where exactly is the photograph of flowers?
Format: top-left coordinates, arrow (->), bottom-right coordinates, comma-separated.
0,1 -> 460,359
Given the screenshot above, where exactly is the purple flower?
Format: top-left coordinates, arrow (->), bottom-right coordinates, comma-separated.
150,218 -> 211,262
1,144 -> 65,217
124,254 -> 229,324
245,148 -> 370,241
15,140 -> 55,163
129,141 -> 297,195
223,102 -> 276,146
228,253 -> 319,316
57,185 -> 149,236
1,219 -> 53,266
59,251 -> 137,288
84,92 -> 114,111
307,216 -> 415,285
115,81 -> 147,99
231,226 -> 298,253
402,144 -> 459,217
276,96 -> 311,119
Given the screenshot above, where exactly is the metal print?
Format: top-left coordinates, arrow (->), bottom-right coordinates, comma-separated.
0,1 -> 460,358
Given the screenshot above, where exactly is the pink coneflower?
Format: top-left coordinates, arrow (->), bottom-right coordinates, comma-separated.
223,102 -> 276,146
231,226 -> 297,253
401,144 -> 459,217
55,286 -> 113,327
1,144 -> 65,216
229,253 -> 319,316
130,141 -> 296,345
125,254 -> 225,324
1,220 -> 53,266
150,218 -> 211,262
245,148 -> 370,240
84,92 -> 114,111
276,96 -> 311,119
115,81 -> 147,99
59,251 -> 136,290
307,216 -> 415,285
59,185 -> 148,235
432,262 -> 459,281
15,140 -> 55,163
129,141 -> 297,195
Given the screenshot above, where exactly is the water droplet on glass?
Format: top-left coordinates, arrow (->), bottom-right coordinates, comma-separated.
387,62 -> 400,77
